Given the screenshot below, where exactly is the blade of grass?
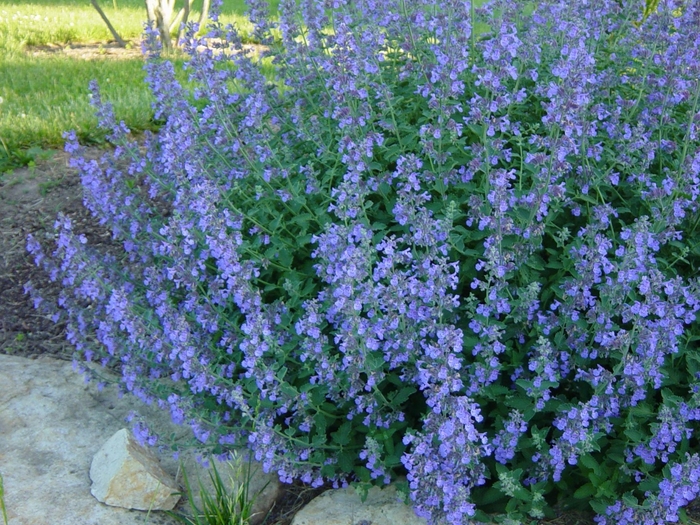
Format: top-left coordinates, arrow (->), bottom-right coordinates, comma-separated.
0,472 -> 9,525
165,453 -> 270,525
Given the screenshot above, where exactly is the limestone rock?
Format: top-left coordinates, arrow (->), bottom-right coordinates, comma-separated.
0,354 -> 282,524
290,483 -> 427,525
90,428 -> 180,511
0,354 -> 184,525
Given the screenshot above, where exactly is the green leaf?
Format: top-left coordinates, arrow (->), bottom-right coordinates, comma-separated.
589,472 -> 604,486
590,499 -> 613,515
332,421 -> 353,446
579,454 -> 601,475
545,259 -> 563,269
290,213 -> 313,226
311,433 -> 326,448
337,450 -> 355,473
313,412 -> 328,437
467,124 -> 484,137
321,402 -> 338,414
476,486 -> 506,506
321,463 -> 337,478
573,483 -> 596,499
297,234 -> 313,247
310,386 -> 328,405
383,434 -> 395,456
597,480 -> 616,499
607,451 -> 626,464
661,388 -> 682,405
638,476 -> 660,493
526,254 -> 546,271
481,384 -> 511,399
277,247 -> 293,267
507,395 -> 534,412
621,492 -> 639,508
577,192 -> 600,205
354,466 -> 371,483
390,386 -> 416,406
495,462 -> 509,476
300,278 -> 316,296
474,510 -> 497,524
623,427 -> 645,441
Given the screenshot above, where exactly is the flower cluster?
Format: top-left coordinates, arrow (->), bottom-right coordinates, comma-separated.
27,0 -> 700,523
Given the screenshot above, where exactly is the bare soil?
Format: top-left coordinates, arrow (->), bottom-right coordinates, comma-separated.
0,148 -> 107,360
26,40 -> 145,61
25,40 -> 269,61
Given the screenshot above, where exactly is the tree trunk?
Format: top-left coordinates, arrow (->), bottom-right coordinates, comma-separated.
175,0 -> 190,46
169,0 -> 194,33
197,0 -> 210,29
145,0 -> 172,50
90,0 -> 126,47
145,0 -> 156,24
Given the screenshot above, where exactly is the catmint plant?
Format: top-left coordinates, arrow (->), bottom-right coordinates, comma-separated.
26,0 -> 700,523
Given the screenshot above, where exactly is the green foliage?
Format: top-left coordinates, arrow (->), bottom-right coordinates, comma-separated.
30,0 -> 700,522
642,0 -> 661,20
0,0 -> 279,171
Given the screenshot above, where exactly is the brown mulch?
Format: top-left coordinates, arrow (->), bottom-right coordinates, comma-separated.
24,40 -> 269,61
0,148 -> 102,361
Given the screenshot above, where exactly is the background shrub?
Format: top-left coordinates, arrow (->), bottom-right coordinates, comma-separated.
27,0 -> 700,523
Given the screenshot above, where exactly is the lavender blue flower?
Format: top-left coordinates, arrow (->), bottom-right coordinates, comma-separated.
27,0 -> 700,523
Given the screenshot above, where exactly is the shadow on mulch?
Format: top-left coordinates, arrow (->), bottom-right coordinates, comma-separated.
259,480 -> 330,525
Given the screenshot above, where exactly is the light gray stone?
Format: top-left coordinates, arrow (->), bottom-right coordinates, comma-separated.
90,428 -> 180,511
290,483 -> 427,525
0,354 -> 178,525
0,354 -> 281,525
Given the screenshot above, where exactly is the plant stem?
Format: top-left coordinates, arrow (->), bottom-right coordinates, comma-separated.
470,0 -> 476,66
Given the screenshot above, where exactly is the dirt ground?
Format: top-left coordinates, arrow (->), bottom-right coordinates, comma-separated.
0,148 -> 103,360
26,41 -> 145,61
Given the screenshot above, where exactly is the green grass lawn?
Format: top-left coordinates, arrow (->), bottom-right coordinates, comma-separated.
0,0 -> 278,171
0,0 -> 275,46
0,53 -> 159,154
0,0 -> 505,172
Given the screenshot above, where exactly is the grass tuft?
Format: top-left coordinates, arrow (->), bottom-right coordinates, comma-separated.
167,453 -> 270,525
